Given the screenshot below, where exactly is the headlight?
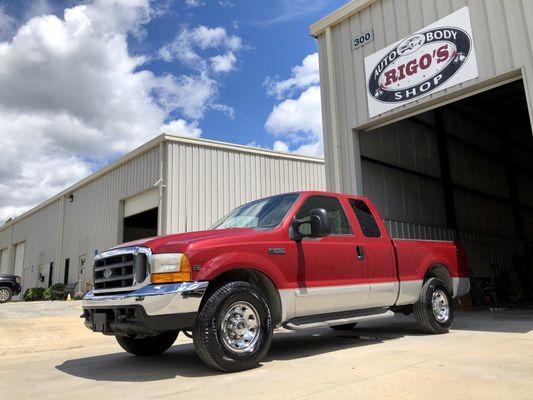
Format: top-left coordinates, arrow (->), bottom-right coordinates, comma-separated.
15,276 -> 21,284
151,253 -> 191,284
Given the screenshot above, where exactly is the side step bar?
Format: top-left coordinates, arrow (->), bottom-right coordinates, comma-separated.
283,308 -> 394,330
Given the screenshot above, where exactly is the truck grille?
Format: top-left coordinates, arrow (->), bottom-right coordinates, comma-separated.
93,248 -> 149,292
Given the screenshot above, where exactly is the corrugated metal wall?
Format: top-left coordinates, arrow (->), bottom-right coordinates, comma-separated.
164,139 -> 326,233
0,201 -> 61,292
60,146 -> 161,288
318,0 -> 533,194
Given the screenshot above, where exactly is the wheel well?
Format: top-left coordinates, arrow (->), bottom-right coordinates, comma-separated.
202,268 -> 282,326
424,264 -> 453,295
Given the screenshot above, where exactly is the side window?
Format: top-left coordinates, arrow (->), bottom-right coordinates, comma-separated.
295,196 -> 352,235
349,199 -> 381,238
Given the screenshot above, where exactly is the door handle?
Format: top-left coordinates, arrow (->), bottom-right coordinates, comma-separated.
356,245 -> 365,261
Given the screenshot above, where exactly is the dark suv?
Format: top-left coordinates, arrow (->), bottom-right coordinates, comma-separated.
0,274 -> 21,303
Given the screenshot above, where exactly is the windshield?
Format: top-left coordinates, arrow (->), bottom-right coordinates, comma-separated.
211,193 -> 299,230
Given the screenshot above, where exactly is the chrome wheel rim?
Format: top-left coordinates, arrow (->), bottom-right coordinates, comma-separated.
431,289 -> 450,323
0,288 -> 10,302
220,301 -> 260,353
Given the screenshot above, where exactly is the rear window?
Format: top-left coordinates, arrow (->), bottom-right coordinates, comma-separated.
349,199 -> 381,238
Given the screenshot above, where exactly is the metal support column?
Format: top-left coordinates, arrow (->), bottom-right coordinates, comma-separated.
433,109 -> 458,232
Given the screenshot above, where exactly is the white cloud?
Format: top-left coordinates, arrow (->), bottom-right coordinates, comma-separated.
219,1 -> 235,8
162,119 -> 202,137
0,0 -> 231,222
210,52 -> 237,73
154,73 -> 223,120
265,53 -> 319,99
158,25 -> 242,73
265,84 -> 323,157
185,0 -> 204,7
272,140 -> 289,152
254,0 -> 328,26
0,5 -> 16,40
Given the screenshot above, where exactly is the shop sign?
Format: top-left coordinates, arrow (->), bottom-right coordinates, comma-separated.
364,7 -> 478,118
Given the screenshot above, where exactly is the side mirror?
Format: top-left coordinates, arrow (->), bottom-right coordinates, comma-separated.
310,208 -> 331,237
291,208 -> 331,242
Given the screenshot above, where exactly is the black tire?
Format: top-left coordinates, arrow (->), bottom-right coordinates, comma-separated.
193,281 -> 273,372
0,286 -> 13,303
116,330 -> 179,356
330,323 -> 357,331
414,278 -> 454,334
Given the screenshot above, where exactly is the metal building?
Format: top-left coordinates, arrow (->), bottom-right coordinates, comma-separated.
0,134 -> 325,298
312,0 -> 533,298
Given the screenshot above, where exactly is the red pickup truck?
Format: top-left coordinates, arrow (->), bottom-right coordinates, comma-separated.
82,191 -> 469,372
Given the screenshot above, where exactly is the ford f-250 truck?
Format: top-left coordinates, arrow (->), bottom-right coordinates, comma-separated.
82,191 -> 469,372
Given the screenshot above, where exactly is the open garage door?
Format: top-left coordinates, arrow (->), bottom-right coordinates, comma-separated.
122,190 -> 159,243
358,79 -> 533,305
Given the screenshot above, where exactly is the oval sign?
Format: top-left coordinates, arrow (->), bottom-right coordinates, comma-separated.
368,27 -> 472,103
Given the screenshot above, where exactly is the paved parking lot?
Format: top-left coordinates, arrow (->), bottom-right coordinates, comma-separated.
1,301 -> 533,400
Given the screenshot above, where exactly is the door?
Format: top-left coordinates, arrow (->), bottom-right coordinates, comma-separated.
13,242 -> 26,299
0,248 -> 8,274
37,264 -> 47,288
291,195 -> 369,316
347,198 -> 397,307
78,255 -> 87,292
63,258 -> 70,285
48,262 -> 54,287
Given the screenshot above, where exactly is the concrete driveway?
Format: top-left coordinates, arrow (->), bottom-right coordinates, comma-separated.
1,301 -> 532,399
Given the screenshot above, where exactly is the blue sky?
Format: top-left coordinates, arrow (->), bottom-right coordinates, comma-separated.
0,0 -> 346,220
136,0 -> 345,148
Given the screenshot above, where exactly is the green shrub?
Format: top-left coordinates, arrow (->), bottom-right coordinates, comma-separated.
43,283 -> 65,301
23,287 -> 45,301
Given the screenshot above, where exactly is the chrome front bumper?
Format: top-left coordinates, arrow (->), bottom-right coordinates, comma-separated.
82,281 -> 209,316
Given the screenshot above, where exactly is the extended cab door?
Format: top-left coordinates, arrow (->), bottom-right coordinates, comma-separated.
346,198 -> 397,308
290,195 -> 369,316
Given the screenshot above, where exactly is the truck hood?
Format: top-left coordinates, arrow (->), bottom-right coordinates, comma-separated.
111,228 -> 258,254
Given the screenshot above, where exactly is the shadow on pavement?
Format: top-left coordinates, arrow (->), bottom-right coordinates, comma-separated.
55,309 -> 533,382
55,327 -> 407,381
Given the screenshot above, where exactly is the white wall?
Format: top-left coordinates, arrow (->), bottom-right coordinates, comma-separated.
164,138 -> 326,233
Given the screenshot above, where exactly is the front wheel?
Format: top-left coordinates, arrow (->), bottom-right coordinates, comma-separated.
0,286 -> 13,303
116,330 -> 179,356
414,278 -> 454,334
193,281 -> 273,372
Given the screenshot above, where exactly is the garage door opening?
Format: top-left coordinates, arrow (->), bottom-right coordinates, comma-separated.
123,207 -> 158,242
122,190 -> 159,243
358,79 -> 533,306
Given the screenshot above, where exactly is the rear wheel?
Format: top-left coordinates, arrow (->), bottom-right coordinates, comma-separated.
116,330 -> 179,356
330,323 -> 357,331
193,281 -> 273,372
414,278 -> 453,334
0,286 -> 13,303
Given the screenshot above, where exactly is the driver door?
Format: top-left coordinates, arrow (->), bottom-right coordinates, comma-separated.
290,195 -> 369,317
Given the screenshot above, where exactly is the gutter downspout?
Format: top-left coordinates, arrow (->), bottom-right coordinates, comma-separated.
156,141 -> 166,236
